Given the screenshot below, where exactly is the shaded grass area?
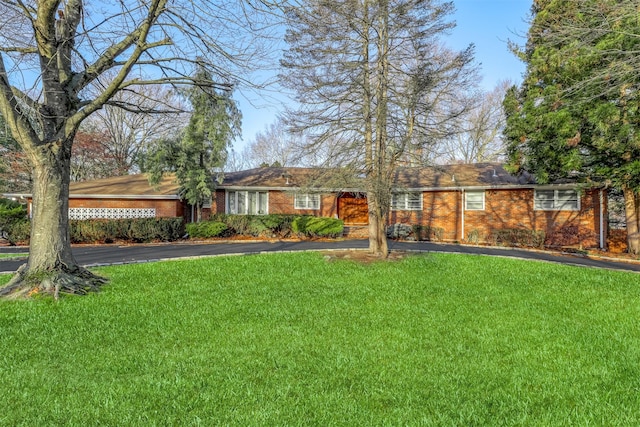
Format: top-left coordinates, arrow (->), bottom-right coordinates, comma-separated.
1,252 -> 639,425
0,252 -> 27,260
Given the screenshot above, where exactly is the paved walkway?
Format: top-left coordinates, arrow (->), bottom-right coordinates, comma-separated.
0,239 -> 639,273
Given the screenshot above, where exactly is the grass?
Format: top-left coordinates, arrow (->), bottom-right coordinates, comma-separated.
0,252 -> 27,259
0,251 -> 639,425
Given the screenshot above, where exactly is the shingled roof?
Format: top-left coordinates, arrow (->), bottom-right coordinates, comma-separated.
219,163 -> 539,190
392,163 -> 537,189
39,163 -> 558,200
68,174 -> 180,198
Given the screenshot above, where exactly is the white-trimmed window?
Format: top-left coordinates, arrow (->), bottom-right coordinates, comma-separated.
534,189 -> 579,211
465,191 -> 485,210
227,191 -> 268,215
391,193 -> 422,211
294,193 -> 320,210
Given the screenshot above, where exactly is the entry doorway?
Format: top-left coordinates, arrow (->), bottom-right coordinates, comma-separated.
338,193 -> 369,225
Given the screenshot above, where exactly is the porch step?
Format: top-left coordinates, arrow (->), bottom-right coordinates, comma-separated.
343,226 -> 369,239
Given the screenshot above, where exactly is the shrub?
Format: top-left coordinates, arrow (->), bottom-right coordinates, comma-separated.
410,225 -> 444,241
252,214 -> 295,237
5,219 -> 30,244
209,214 -> 296,238
388,223 -> 413,239
70,218 -> 184,244
200,214 -> 342,239
0,199 -> 29,245
491,228 -> 545,249
186,221 -> 228,238
220,214 -> 251,235
291,215 -> 312,235
466,229 -> 481,244
304,217 -> 344,237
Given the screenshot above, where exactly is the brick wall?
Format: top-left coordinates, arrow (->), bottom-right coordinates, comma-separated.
213,190 -> 339,218
211,188 -> 605,248
463,188 -> 603,248
211,191 -> 226,216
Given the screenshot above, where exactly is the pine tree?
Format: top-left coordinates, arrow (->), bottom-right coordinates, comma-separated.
148,66 -> 241,221
504,0 -> 640,253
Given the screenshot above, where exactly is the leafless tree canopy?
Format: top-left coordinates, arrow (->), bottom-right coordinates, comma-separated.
280,0 -> 477,255
431,80 -> 511,164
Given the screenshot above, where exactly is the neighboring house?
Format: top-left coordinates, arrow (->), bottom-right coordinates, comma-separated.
5,163 -> 608,249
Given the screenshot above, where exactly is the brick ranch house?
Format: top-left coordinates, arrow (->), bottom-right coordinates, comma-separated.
9,163 -> 608,249
214,164 -> 607,249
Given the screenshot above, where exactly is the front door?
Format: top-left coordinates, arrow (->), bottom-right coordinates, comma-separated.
338,193 -> 369,225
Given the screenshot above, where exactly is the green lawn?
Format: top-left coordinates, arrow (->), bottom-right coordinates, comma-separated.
1,252 -> 639,425
0,252 -> 27,260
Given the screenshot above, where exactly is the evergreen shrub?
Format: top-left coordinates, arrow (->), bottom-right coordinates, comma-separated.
304,217 -> 344,237
70,218 -> 184,244
0,199 -> 29,245
186,221 -> 228,238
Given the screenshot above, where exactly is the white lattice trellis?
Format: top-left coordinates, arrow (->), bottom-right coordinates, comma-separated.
69,208 -> 156,220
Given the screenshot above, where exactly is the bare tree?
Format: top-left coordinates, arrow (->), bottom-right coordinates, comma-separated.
0,0 -> 276,298
281,0 -> 477,255
434,81 -> 510,164
243,117 -> 313,167
83,82 -> 188,175
70,129 -> 118,181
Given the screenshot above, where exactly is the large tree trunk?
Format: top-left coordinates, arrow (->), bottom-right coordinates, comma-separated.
623,186 -> 640,255
367,192 -> 389,257
0,142 -> 106,299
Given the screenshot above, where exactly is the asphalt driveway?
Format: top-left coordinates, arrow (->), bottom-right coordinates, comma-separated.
1,239 -> 639,274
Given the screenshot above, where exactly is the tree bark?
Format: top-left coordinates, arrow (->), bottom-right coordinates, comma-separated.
0,139 -> 106,299
623,186 -> 640,255
367,191 -> 389,257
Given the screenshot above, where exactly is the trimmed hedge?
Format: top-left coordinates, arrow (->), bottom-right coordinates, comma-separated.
210,214 -> 299,238
70,218 -> 185,244
186,221 -> 229,238
200,214 -> 344,239
0,199 -> 29,245
303,217 -> 344,237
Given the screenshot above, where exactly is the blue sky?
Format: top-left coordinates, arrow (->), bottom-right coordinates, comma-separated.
236,0 -> 532,149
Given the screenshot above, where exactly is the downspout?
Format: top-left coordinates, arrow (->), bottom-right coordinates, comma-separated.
461,189 -> 465,242
600,189 -> 605,250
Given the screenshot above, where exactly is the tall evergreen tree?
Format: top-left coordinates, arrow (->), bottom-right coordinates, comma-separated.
504,0 -> 640,254
148,67 -> 241,221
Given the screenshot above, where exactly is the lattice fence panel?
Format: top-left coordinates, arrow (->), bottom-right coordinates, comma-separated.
69,208 -> 156,220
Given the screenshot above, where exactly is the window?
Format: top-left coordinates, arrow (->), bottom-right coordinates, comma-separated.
534,189 -> 579,210
227,191 -> 268,214
391,193 -> 422,210
295,193 -> 320,210
465,191 -> 485,210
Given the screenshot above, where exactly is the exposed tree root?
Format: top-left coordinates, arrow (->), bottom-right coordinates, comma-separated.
0,264 -> 107,300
